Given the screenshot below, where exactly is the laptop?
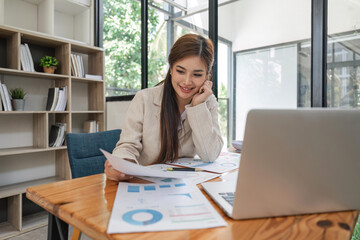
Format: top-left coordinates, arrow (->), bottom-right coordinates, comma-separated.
202,109 -> 360,220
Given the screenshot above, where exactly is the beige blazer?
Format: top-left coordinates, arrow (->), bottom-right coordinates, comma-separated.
112,84 -> 224,165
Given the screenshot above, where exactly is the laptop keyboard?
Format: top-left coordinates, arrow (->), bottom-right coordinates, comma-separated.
219,192 -> 235,206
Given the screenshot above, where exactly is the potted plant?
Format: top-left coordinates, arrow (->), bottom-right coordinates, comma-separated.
10,87 -> 26,111
40,56 -> 59,74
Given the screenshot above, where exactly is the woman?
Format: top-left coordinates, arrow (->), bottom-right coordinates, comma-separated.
105,33 -> 224,181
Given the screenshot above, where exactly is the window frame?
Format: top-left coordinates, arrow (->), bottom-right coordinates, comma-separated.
96,0 -> 219,102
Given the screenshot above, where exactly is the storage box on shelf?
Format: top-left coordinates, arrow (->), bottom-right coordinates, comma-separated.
0,24 -> 104,239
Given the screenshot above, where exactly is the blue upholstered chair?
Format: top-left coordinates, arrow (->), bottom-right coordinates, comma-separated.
66,129 -> 121,240
66,129 -> 122,179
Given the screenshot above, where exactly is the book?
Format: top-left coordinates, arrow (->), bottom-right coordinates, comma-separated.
0,89 -> 2,111
2,84 -> 12,111
71,54 -> 79,77
45,88 -> 55,111
54,122 -> 66,147
54,88 -> 64,111
46,88 -> 60,111
20,44 -> 28,71
49,125 -> 60,147
85,74 -> 102,80
79,55 -> 85,77
76,55 -> 83,77
74,54 -> 81,77
24,43 -> 35,72
60,86 -> 67,111
49,122 -> 66,147
0,83 -> 7,111
83,120 -> 98,133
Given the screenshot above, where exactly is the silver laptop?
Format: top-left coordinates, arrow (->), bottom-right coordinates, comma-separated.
202,109 -> 360,220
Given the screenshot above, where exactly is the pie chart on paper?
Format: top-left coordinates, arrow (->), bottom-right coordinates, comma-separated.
122,209 -> 163,226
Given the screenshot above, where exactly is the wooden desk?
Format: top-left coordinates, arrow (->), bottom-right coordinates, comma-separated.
26,174 -> 359,240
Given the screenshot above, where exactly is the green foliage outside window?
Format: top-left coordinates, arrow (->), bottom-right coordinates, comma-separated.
218,83 -> 228,138
103,0 -> 166,96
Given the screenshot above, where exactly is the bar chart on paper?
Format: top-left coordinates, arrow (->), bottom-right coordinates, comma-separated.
107,182 -> 226,233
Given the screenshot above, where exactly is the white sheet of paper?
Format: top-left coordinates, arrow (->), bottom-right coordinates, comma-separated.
220,171 -> 238,181
168,152 -> 241,173
101,149 -> 189,178
107,181 -> 227,233
138,164 -> 221,185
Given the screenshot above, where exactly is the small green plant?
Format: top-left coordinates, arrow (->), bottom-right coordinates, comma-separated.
10,88 -> 26,99
39,56 -> 58,68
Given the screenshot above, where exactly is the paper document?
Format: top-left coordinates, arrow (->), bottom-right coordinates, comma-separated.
101,149 -> 189,178
169,152 -> 241,173
107,181 -> 227,233
221,171 -> 238,181
138,164 -> 221,185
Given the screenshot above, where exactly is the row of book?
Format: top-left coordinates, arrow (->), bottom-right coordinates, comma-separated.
0,83 -> 12,111
71,53 -> 85,77
20,43 -> 35,72
71,53 -> 103,80
49,122 -> 66,147
46,87 -> 67,111
49,121 -> 99,148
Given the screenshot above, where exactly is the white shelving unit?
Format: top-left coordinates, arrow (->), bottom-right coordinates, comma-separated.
0,23 -> 104,239
0,0 -> 94,45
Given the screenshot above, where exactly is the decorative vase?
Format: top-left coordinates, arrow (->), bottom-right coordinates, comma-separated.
11,99 -> 25,111
43,66 -> 56,74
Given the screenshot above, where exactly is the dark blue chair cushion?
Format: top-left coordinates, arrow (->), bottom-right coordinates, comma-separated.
66,129 -> 121,178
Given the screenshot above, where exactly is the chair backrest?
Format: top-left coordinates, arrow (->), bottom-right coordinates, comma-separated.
66,129 -> 121,178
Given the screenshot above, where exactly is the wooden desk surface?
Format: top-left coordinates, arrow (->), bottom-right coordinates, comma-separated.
26,174 -> 359,240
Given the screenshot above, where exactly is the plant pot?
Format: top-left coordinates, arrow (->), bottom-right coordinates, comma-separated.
43,66 -> 56,74
11,99 -> 25,111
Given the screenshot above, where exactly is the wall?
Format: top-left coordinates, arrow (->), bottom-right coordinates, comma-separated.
106,101 -> 131,130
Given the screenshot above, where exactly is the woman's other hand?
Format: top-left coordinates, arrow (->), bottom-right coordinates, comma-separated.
192,80 -> 213,106
104,159 -> 134,181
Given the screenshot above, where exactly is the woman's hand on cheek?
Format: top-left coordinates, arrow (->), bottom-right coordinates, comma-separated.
104,159 -> 134,181
192,80 -> 213,106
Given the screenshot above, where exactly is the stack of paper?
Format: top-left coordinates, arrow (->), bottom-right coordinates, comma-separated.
107,181 -> 227,233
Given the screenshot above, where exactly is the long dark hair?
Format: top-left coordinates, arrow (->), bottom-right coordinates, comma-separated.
156,34 -> 214,163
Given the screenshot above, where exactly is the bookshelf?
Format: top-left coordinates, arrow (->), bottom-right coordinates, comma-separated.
0,24 -> 105,239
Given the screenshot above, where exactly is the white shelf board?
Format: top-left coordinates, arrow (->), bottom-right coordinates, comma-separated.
0,146 -> 67,156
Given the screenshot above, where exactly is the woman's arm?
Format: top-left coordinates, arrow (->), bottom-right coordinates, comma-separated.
185,95 -> 224,162
112,92 -> 145,163
105,92 -> 145,181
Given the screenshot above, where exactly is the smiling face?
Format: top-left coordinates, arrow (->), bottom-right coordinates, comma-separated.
171,55 -> 208,105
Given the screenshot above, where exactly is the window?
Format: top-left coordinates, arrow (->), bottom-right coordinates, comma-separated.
229,0 -> 311,140
103,0 -> 141,96
327,0 -> 360,108
102,0 -> 234,145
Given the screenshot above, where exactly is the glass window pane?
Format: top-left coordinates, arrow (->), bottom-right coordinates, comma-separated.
174,1 -> 208,38
103,0 -> 141,97
228,0 -> 311,140
148,3 -> 168,88
328,0 -> 360,108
